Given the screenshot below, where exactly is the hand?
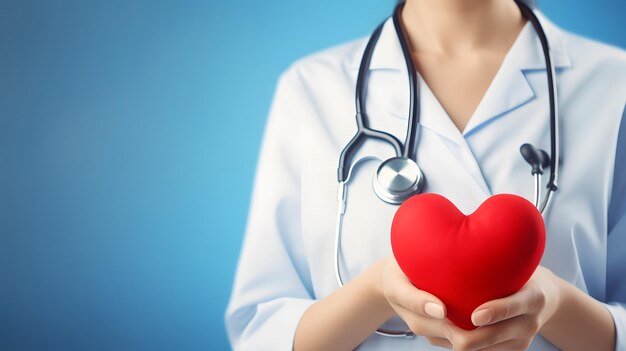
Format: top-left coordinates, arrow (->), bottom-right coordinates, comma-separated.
443,266 -> 562,351
378,256 -> 453,348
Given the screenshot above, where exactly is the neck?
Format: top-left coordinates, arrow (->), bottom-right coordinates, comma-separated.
400,0 -> 526,56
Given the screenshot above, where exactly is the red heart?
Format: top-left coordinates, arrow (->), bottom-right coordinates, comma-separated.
391,193 -> 545,330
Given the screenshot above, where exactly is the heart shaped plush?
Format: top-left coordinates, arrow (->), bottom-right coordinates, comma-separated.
391,193 -> 545,330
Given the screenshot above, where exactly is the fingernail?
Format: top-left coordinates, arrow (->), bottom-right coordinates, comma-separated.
425,302 -> 444,319
472,309 -> 493,326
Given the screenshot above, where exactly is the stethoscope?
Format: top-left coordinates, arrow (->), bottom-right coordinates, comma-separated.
334,0 -> 560,338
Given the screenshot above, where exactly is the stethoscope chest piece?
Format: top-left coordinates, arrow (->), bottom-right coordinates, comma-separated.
372,157 -> 425,204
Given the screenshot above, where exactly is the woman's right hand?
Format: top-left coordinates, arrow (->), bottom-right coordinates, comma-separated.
378,256 -> 453,349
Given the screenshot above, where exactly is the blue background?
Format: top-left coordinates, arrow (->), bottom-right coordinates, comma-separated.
1,0 -> 624,350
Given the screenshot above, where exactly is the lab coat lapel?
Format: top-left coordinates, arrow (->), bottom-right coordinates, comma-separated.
463,11 -> 572,136
462,60 -> 535,137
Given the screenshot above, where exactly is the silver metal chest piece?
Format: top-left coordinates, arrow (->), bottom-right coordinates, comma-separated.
372,157 -> 425,204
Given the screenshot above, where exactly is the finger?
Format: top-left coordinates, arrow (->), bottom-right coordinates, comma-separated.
445,315 -> 538,351
386,270 -> 447,319
393,304 -> 450,338
471,284 -> 543,326
425,336 -> 453,349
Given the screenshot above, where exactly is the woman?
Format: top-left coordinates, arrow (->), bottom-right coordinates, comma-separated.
226,0 -> 626,350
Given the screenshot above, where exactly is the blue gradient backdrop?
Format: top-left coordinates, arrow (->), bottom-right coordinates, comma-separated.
0,1 -> 624,350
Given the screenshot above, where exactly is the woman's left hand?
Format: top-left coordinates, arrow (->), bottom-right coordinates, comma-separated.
435,266 -> 563,351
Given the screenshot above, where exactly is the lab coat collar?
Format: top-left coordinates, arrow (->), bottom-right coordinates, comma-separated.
509,11 -> 572,70
350,17 -> 405,71
350,9 -> 571,143
462,11 -> 571,136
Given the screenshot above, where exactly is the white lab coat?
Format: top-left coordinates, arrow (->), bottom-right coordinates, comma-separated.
226,10 -> 626,351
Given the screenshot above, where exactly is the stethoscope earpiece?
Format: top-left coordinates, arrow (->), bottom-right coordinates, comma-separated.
373,157 -> 425,204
